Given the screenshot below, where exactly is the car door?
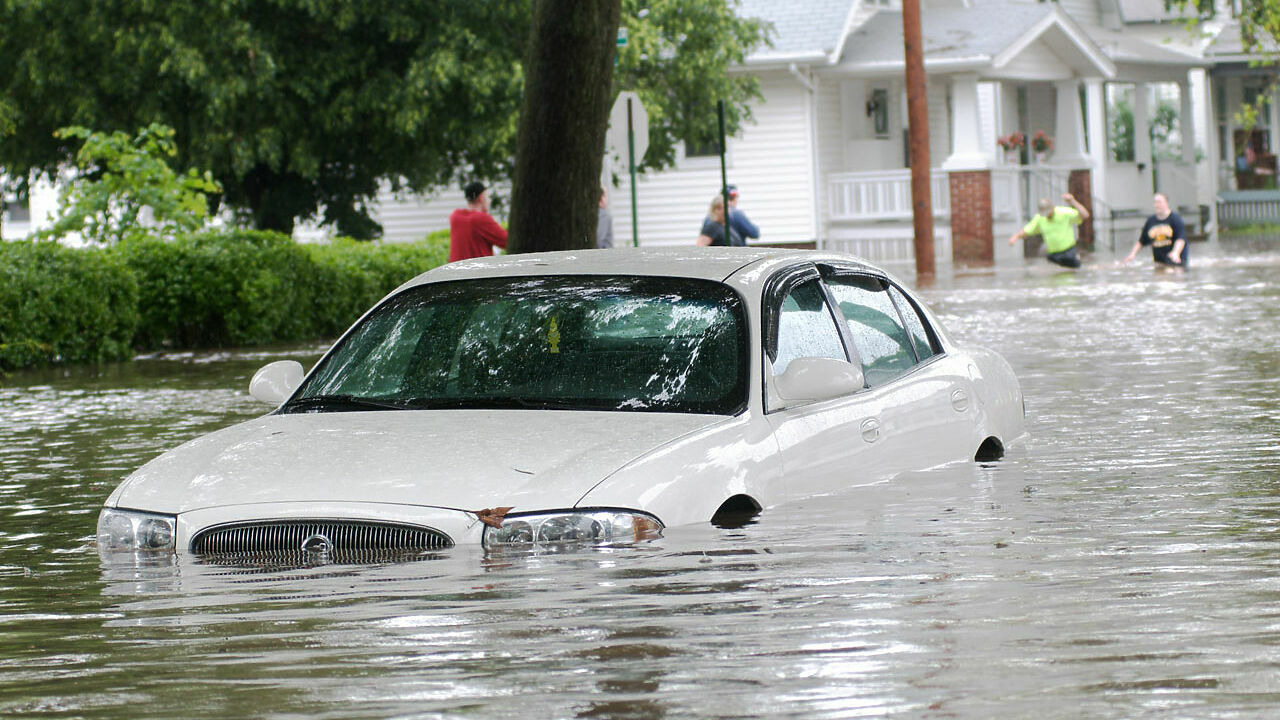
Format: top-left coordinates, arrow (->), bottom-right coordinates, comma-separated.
761,265 -> 899,502
819,265 -> 978,469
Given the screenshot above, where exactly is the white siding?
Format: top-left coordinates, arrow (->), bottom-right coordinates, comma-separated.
371,186 -> 462,243
612,71 -> 818,246
999,42 -> 1078,81
817,75 -> 847,238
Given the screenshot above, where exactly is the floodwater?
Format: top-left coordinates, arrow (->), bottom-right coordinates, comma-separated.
2,237 -> 1278,719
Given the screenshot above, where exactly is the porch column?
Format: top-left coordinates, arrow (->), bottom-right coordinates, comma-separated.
1193,69 -> 1219,235
942,73 -> 990,171
1133,81 -> 1153,193
943,73 -> 995,265
1053,80 -> 1089,167
1179,79 -> 1196,166
1085,78 -> 1108,226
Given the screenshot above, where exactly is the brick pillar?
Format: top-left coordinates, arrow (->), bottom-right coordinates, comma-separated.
1068,169 -> 1094,251
948,170 -> 994,266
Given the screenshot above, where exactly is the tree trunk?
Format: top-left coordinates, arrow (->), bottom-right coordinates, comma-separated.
507,0 -> 621,253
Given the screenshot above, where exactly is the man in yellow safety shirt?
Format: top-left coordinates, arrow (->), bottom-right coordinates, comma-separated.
1008,193 -> 1090,268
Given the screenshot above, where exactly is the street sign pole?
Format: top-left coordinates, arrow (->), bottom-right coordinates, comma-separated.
718,100 -> 730,242
628,98 -> 639,247
608,91 -> 647,248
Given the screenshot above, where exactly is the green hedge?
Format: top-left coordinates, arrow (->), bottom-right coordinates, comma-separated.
0,240 -> 139,369
0,230 -> 449,371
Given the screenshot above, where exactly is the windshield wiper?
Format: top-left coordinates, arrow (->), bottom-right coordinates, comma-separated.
506,396 -> 598,410
282,394 -> 408,413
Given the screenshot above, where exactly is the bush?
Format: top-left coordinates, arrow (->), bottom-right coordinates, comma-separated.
304,232 -> 449,337
115,230 -> 320,348
0,240 -> 139,370
2,230 -> 450,369
116,230 -> 451,350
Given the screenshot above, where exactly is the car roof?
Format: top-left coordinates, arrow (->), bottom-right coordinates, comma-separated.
405,247 -> 882,287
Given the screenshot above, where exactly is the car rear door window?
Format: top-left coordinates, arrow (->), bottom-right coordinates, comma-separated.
887,285 -> 938,362
824,275 -> 918,386
772,279 -> 847,375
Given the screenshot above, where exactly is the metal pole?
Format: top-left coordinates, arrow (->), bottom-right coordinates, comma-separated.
628,97 -> 639,247
901,0 -> 935,278
718,100 -> 731,242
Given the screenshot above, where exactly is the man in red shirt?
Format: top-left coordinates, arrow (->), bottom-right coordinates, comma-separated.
449,181 -> 508,262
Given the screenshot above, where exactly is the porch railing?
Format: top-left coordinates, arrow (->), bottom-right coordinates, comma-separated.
828,169 -> 950,222
1217,190 -> 1280,229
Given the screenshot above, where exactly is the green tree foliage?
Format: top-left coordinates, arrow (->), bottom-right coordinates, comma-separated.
0,0 -> 768,239
613,0 -> 771,172
1169,0 -> 1278,128
39,124 -> 220,244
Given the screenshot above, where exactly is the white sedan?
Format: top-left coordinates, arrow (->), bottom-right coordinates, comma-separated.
97,248 -> 1024,558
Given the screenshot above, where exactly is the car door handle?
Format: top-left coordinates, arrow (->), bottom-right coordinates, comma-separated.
951,388 -> 970,413
860,418 -> 881,443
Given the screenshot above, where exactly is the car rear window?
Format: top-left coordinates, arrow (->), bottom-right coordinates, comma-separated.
289,276 -> 748,415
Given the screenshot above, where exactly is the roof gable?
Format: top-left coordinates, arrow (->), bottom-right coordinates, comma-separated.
837,2 -> 1115,77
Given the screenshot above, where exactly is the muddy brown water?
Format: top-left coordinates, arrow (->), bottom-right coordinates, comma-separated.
1,237 -> 1278,718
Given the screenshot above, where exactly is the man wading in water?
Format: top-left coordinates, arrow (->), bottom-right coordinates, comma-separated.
1008,193 -> 1090,269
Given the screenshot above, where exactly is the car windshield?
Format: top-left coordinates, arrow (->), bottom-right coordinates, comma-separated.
285,275 -> 749,415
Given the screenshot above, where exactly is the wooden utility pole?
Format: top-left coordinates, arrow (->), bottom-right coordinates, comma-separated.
901,0 -> 935,278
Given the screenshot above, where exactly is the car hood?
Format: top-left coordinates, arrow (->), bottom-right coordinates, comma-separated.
111,410 -> 726,515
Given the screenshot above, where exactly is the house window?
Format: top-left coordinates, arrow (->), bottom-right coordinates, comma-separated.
1,192 -> 28,224
1243,79 -> 1273,152
684,136 -> 721,159
1107,83 -> 1136,162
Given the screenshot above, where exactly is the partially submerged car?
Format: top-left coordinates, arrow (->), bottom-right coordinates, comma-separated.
97,248 -> 1024,559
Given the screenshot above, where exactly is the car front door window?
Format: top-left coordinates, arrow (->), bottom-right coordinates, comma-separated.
772,279 -> 847,376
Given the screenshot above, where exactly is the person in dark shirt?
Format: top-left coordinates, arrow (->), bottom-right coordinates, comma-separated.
448,181 -> 507,263
725,185 -> 760,242
1123,193 -> 1187,268
696,195 -> 743,247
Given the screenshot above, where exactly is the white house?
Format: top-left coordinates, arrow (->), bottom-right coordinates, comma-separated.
601,0 -> 1222,265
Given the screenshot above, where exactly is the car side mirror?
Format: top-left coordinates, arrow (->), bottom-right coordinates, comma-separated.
249,360 -> 304,405
774,357 -> 865,405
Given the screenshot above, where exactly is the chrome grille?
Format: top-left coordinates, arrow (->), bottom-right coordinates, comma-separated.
191,519 -> 454,555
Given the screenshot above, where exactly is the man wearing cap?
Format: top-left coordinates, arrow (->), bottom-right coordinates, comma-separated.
1008,192 -> 1090,269
449,181 -> 508,262
725,185 -> 760,242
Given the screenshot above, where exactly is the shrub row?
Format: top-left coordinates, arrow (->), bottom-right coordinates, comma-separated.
0,240 -> 140,369
0,230 -> 449,371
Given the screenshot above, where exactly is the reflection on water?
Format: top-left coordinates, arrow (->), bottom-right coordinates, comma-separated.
2,239 -> 1279,718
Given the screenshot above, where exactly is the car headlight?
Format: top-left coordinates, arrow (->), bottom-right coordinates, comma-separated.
97,508 -> 177,554
484,509 -> 663,548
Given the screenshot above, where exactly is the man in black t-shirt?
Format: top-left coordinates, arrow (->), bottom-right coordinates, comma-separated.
1123,193 -> 1187,268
